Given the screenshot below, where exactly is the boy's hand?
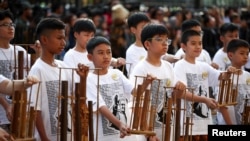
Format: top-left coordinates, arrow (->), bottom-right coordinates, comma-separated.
111,57 -> 126,68
211,62 -> 219,69
0,127 -> 13,141
76,63 -> 89,77
204,97 -> 218,110
172,81 -> 186,98
119,122 -> 130,138
147,135 -> 160,141
25,75 -> 39,87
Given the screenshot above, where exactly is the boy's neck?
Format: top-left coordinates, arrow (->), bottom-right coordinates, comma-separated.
41,53 -> 57,67
184,56 -> 196,64
0,41 -> 10,49
74,45 -> 87,52
146,55 -> 161,66
93,68 -> 108,75
135,40 -> 143,47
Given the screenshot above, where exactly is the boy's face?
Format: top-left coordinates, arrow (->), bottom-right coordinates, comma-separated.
182,35 -> 202,59
131,21 -> 149,41
74,31 -> 94,48
228,47 -> 249,68
41,29 -> 66,54
220,31 -> 239,48
0,17 -> 15,40
87,43 -> 112,70
145,35 -> 170,56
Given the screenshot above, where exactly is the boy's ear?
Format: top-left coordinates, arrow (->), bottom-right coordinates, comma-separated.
144,40 -> 150,50
227,52 -> 233,60
180,43 -> 186,52
74,32 -> 78,39
130,27 -> 136,34
87,54 -> 93,61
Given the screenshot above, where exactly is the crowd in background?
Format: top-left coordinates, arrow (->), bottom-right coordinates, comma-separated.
1,0 -> 250,62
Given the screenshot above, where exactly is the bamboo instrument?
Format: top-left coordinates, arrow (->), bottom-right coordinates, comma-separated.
129,76 -> 159,136
11,51 -> 36,141
218,71 -> 240,107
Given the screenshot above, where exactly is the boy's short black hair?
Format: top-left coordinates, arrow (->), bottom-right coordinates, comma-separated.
0,10 -> 14,21
181,19 -> 201,32
219,23 -> 239,36
35,18 -> 65,39
127,12 -> 150,28
227,39 -> 250,53
141,23 -> 169,48
181,29 -> 201,44
73,18 -> 96,34
86,36 -> 111,54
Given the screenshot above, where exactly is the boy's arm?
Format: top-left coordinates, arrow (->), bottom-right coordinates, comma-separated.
183,90 -> 218,109
36,111 -> 50,141
219,106 -> 233,124
0,96 -> 12,121
99,106 -> 129,138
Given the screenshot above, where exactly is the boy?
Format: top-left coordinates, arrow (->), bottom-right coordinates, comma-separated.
63,18 -> 126,82
217,39 -> 250,125
125,12 -> 150,76
0,9 -> 30,134
28,18 -> 73,141
174,19 -> 217,68
129,23 -> 186,141
81,36 -> 155,141
126,12 -> 179,77
212,23 -> 239,71
174,30 -> 236,141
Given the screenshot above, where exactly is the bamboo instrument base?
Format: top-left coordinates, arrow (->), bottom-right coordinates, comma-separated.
218,102 -> 238,107
129,130 -> 156,136
14,138 -> 36,141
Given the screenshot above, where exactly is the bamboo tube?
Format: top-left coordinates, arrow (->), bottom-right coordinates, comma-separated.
140,89 -> 150,130
74,83 -> 81,141
20,90 -> 27,138
184,117 -> 190,141
79,67 -> 89,141
28,107 -> 35,138
148,105 -> 156,131
174,99 -> 181,141
132,85 -> 143,129
61,81 -> 68,141
164,98 -> 172,141
218,80 -> 225,104
88,101 -> 94,141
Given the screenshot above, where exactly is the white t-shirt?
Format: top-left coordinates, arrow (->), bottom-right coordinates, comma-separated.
129,59 -> 177,141
213,48 -> 231,71
0,44 -> 28,125
125,44 -> 147,77
217,70 -> 250,125
87,69 -> 136,141
175,48 -> 212,64
28,58 -> 73,141
174,59 -> 220,135
63,48 -> 93,83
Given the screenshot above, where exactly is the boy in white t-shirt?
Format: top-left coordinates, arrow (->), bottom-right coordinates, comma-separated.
129,23 -> 186,141
217,39 -> 250,125
78,36 -> 155,141
174,30 -> 237,141
28,18 -> 73,141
